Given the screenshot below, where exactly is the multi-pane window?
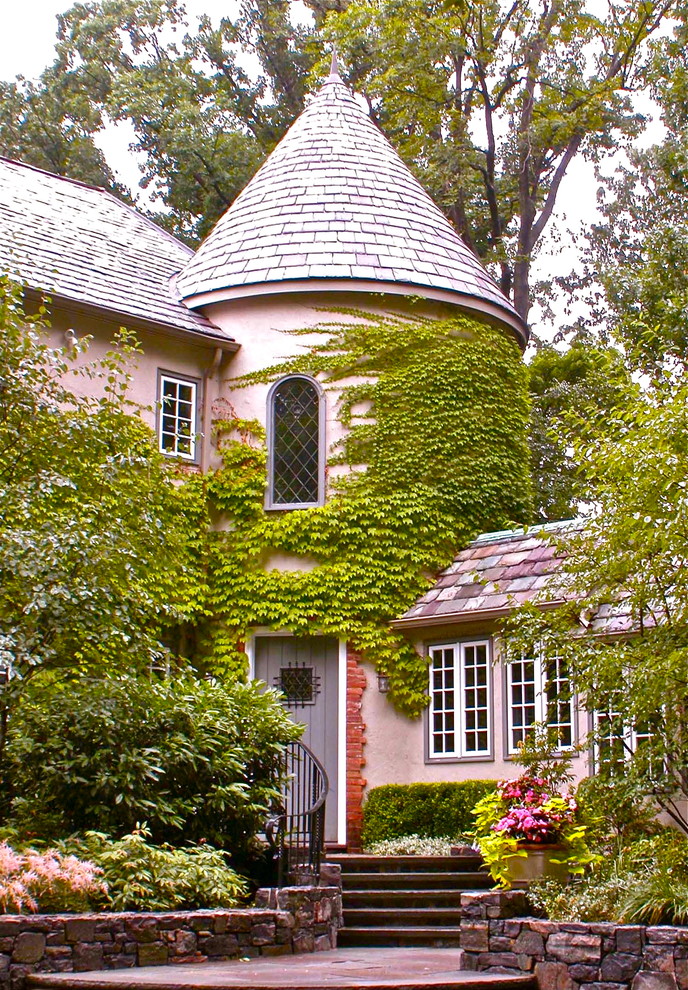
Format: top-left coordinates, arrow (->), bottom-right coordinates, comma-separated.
507,654 -> 574,754
429,641 -> 491,759
593,708 -> 655,773
268,376 -> 322,508
159,375 -> 197,460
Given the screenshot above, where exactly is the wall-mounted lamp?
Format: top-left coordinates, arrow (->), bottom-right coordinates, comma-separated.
377,674 -> 390,694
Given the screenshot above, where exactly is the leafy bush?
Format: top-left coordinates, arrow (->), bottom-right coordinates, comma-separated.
0,842 -> 104,913
575,773 -> 660,843
528,831 -> 688,923
7,673 -> 302,866
365,833 -> 476,855
361,781 -> 495,846
63,829 -> 248,912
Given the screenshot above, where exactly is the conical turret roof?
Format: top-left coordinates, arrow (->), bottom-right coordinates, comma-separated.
178,66 -> 527,344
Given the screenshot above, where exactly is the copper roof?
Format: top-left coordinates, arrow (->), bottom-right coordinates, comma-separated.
178,67 -> 527,345
397,521 -> 578,626
0,157 -> 230,341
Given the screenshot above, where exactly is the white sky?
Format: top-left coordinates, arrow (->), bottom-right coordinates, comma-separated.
0,1 -> 666,338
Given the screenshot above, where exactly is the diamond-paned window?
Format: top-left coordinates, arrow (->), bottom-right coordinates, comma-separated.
270,377 -> 321,506
274,664 -> 320,708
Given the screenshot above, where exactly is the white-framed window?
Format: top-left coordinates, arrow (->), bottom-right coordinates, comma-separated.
506,653 -> 574,755
159,373 -> 198,461
428,640 -> 491,759
266,375 -> 325,509
592,708 -> 655,772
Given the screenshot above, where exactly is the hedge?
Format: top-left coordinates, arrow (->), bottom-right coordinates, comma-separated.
361,780 -> 497,847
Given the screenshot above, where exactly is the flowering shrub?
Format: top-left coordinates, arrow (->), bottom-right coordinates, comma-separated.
473,775 -> 596,888
0,842 -> 104,913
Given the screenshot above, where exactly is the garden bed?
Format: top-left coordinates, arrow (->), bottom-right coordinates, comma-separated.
0,887 -> 342,990
460,891 -> 688,990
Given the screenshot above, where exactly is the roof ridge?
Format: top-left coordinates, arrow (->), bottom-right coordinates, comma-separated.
471,518 -> 583,545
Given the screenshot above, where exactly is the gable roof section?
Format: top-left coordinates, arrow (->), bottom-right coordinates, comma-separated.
177,70 -> 527,346
0,157 -> 230,341
396,520 -> 578,627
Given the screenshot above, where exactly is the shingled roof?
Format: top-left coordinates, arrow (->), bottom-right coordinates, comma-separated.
396,521 -> 578,627
178,63 -> 527,346
0,157 -> 229,341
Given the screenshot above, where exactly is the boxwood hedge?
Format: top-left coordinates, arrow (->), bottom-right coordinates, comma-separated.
361,780 -> 497,847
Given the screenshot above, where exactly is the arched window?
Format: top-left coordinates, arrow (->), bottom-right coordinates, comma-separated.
267,376 -> 324,508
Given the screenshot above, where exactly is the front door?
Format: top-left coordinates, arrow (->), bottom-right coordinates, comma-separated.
254,635 -> 340,843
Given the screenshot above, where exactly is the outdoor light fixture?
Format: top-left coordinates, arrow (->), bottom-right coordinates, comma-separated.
377,674 -> 390,694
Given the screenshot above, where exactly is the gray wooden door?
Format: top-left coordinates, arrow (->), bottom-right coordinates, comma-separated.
254,635 -> 339,843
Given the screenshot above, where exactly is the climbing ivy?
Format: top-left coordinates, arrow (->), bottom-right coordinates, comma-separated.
192,311 -> 532,717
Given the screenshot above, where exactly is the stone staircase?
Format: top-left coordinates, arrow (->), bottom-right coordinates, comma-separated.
327,852 -> 494,948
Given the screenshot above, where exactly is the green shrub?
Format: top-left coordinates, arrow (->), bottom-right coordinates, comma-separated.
62,828 -> 248,912
361,780 -> 496,846
528,830 -> 688,923
7,672 -> 302,867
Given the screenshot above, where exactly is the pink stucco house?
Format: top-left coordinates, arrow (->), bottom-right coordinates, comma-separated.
1,59 -> 589,851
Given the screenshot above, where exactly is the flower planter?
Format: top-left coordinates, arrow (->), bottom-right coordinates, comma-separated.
504,842 -> 569,888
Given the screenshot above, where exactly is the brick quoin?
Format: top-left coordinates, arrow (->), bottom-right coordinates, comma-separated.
346,645 -> 367,852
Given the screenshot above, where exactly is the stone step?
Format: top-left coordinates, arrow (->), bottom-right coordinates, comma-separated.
344,907 -> 463,928
343,889 -> 466,909
328,855 -> 483,874
27,948 -> 537,990
341,871 -> 491,890
337,926 -> 464,948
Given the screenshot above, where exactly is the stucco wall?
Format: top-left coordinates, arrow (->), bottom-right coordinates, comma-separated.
362,623 -> 591,794
201,290 -> 463,485
42,301 -> 230,471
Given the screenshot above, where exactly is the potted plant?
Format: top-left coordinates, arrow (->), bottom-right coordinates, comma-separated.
473,729 -> 598,888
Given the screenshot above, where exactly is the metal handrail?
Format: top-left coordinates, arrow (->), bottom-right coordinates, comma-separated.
267,739 -> 329,886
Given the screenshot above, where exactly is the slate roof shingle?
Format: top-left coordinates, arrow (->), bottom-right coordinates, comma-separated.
178,70 -> 527,345
0,157 -> 229,340
398,520 -> 579,625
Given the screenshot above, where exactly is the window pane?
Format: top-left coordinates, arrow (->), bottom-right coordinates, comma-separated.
159,377 -> 197,460
271,378 -> 320,505
462,644 -> 490,754
509,658 -> 537,751
545,655 -> 574,751
430,648 -> 456,756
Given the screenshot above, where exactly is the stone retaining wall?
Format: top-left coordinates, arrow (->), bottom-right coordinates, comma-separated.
460,891 -> 688,990
0,886 -> 341,990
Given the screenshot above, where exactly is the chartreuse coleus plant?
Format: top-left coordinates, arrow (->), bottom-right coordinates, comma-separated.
190,310 -> 532,717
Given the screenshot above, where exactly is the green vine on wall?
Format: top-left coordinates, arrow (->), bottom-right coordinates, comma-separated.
191,310 -> 532,717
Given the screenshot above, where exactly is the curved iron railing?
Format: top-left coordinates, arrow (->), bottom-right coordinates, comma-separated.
267,739 -> 328,886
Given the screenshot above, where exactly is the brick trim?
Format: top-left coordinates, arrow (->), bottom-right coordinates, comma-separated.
345,645 -> 367,851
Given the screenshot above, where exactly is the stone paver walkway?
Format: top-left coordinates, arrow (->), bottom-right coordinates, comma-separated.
29,948 -> 534,990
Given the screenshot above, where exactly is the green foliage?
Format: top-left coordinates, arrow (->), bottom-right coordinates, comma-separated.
361,780 -> 496,846
528,831 -> 688,923
575,16 -> 688,374
0,278 -> 203,702
6,672 -> 301,865
320,0 -> 673,318
506,376 -> 688,833
473,737 -> 597,888
199,313 -> 531,716
527,339 -> 635,522
575,774 -> 660,844
62,828 -> 248,912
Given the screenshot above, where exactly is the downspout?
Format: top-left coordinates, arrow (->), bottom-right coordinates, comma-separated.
201,346 -> 223,472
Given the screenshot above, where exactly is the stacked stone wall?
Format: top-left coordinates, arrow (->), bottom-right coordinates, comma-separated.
461,892 -> 688,990
0,886 -> 341,990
